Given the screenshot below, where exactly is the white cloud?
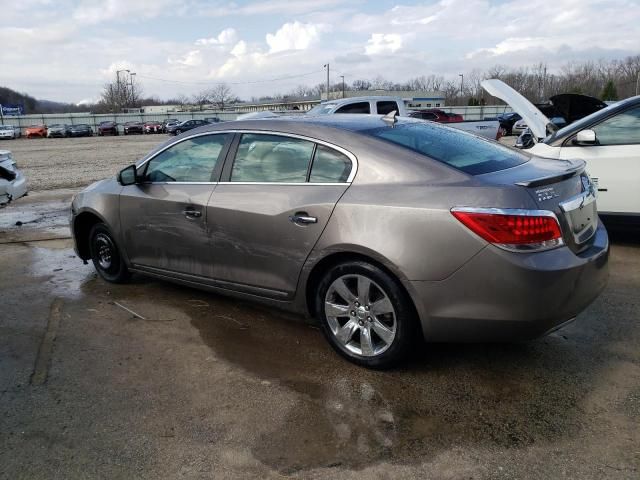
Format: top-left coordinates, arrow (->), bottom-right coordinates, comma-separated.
467,37 -> 548,58
230,41 -> 248,57
73,0 -> 175,24
266,21 -> 329,53
195,28 -> 238,46
365,33 -> 403,55
168,50 -> 203,67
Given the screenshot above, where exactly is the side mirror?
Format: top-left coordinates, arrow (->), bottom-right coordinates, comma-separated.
118,164 -> 138,186
573,129 -> 597,146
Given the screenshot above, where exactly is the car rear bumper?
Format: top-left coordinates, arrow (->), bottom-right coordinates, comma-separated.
410,220 -> 609,342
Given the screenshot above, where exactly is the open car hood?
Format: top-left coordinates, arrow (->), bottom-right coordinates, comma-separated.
482,79 -> 550,139
549,94 -> 608,124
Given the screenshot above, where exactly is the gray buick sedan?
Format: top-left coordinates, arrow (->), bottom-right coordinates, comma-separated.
70,115 -> 609,368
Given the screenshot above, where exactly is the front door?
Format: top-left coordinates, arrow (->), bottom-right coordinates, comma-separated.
558,105 -> 640,214
207,133 -> 355,298
119,132 -> 232,277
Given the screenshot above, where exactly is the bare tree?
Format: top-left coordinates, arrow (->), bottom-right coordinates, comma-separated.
191,90 -> 210,111
99,71 -> 142,112
207,83 -> 234,110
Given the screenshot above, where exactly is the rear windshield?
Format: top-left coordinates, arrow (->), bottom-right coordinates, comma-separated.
362,122 -> 528,175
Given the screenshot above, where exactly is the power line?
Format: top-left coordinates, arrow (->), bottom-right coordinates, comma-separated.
134,70 -> 324,86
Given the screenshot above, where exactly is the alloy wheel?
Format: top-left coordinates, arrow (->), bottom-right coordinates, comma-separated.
324,274 -> 397,357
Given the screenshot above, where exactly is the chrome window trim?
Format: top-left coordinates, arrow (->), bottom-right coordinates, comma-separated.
136,129 -> 358,185
229,130 -> 358,184
139,181 -> 219,185
218,182 -> 349,186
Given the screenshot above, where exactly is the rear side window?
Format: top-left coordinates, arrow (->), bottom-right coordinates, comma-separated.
310,145 -> 352,183
377,101 -> 399,115
364,122 -> 528,175
335,102 -> 370,114
231,134 -> 314,182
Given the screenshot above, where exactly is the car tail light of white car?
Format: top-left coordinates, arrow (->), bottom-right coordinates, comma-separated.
451,207 -> 564,252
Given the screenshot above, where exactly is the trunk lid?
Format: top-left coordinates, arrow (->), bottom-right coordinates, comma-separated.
477,156 -> 599,253
482,79 -> 551,140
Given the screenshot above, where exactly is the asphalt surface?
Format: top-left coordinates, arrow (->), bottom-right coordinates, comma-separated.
1,191 -> 639,479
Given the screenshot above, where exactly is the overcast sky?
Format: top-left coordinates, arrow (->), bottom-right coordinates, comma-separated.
1,0 -> 639,104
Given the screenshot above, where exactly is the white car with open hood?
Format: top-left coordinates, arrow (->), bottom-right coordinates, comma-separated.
483,79 -> 640,225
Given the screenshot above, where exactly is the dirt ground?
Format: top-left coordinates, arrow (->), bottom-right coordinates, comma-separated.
0,138 -> 638,479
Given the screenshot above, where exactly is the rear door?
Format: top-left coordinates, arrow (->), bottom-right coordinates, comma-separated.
119,132 -> 233,277
556,105 -> 640,215
207,132 -> 356,298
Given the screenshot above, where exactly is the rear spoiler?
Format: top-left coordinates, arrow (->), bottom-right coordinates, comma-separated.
515,160 -> 586,188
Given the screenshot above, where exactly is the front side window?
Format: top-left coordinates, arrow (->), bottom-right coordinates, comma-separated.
377,101 -> 399,115
309,145 -> 352,183
335,102 -> 371,114
592,106 -> 640,145
231,134 -> 315,182
143,134 -> 230,182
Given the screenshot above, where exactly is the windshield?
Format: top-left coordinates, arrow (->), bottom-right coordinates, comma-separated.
308,104 -> 337,115
363,122 -> 529,175
0,126 -> 12,130
547,102 -> 620,142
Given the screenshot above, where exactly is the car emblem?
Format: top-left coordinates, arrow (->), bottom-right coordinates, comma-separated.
535,187 -> 559,202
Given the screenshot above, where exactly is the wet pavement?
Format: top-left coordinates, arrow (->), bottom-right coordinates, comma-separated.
1,196 -> 639,479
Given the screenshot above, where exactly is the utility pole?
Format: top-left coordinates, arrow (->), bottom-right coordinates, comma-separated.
459,74 -> 464,100
324,63 -> 330,100
129,72 -> 137,107
116,69 -> 129,111
636,71 -> 640,96
340,75 -> 345,98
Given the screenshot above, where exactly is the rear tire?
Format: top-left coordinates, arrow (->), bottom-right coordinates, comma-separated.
88,223 -> 130,283
315,261 -> 418,369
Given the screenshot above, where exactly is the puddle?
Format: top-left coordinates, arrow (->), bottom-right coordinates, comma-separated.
27,241 -> 93,300
184,290 -> 617,472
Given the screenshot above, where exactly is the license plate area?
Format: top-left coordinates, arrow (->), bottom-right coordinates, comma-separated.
559,190 -> 598,245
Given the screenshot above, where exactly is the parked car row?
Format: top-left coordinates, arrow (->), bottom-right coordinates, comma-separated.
0,119 -> 223,139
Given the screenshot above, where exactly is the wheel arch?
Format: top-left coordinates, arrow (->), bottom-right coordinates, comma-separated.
72,210 -> 110,261
302,248 -> 425,336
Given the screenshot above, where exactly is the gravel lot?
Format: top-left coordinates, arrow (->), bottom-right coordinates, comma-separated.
3,135 -> 168,191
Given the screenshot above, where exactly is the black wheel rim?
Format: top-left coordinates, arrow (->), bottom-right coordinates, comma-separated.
93,232 -> 117,272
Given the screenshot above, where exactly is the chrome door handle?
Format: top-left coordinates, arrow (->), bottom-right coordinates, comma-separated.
289,213 -> 317,225
183,208 -> 202,219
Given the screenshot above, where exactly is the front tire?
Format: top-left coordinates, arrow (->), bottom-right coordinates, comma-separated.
88,223 -> 130,283
315,261 -> 418,369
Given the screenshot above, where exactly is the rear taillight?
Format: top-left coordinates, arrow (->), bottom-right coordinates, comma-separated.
451,207 -> 564,252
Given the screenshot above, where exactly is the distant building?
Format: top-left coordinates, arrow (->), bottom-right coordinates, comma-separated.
323,90 -> 446,108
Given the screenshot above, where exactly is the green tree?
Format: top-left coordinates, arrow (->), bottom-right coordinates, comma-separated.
601,80 -> 618,101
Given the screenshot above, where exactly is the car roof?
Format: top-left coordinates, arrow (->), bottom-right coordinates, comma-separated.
198,114 -> 426,135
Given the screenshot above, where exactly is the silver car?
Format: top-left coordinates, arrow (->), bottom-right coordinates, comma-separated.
70,115 -> 609,368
